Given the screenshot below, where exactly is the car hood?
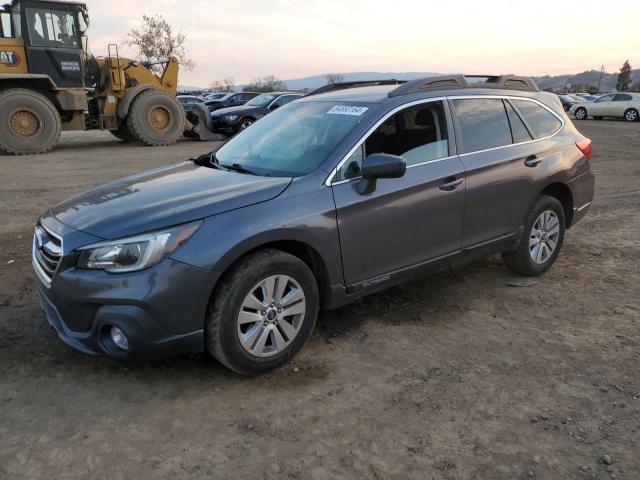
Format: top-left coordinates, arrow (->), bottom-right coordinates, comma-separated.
212,105 -> 258,117
50,162 -> 292,239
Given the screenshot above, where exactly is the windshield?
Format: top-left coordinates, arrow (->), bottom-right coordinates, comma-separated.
246,94 -> 277,107
214,101 -> 373,177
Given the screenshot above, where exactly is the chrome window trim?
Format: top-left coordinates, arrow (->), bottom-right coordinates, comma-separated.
324,94 -> 565,186
267,94 -> 302,110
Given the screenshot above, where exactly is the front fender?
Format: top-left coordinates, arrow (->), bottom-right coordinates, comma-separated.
116,84 -> 153,119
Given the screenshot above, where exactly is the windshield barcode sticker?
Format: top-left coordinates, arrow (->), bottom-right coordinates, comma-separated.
327,105 -> 369,116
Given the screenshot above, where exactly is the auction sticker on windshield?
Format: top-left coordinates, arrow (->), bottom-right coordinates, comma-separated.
327,105 -> 369,116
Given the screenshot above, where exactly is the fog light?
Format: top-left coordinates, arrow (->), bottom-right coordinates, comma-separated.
110,326 -> 129,351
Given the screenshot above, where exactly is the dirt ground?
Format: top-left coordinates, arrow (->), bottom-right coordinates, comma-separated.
0,123 -> 638,480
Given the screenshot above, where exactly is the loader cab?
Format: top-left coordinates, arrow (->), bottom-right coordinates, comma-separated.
10,0 -> 86,87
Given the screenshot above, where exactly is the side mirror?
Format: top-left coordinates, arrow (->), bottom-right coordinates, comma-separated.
358,153 -> 406,194
269,104 -> 280,111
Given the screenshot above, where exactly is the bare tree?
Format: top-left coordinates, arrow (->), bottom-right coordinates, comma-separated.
125,14 -> 195,72
325,73 -> 345,85
210,77 -> 236,92
244,75 -> 288,93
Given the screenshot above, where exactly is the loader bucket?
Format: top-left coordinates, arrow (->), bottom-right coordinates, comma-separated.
184,104 -> 228,141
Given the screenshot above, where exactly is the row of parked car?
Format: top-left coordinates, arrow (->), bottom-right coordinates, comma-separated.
178,91 -> 304,133
558,92 -> 640,122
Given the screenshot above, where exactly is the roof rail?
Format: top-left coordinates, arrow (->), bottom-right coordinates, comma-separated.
388,74 -> 539,97
307,79 -> 407,96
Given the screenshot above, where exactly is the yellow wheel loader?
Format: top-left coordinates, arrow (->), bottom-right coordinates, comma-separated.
0,0 -> 184,154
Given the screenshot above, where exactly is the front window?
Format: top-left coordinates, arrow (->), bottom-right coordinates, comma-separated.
246,94 -> 277,107
25,7 -> 79,48
336,101 -> 450,181
215,101 -> 373,177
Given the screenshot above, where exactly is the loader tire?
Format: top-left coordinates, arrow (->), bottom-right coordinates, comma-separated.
111,122 -> 136,143
126,89 -> 184,146
0,88 -> 62,155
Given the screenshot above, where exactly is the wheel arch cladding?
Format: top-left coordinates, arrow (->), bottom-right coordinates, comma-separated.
540,182 -> 574,227
212,240 -> 331,310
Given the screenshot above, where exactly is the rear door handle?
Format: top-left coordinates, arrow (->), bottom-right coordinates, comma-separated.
524,155 -> 543,167
439,177 -> 463,191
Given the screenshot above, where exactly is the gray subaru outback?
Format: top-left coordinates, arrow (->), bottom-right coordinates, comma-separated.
33,75 -> 595,374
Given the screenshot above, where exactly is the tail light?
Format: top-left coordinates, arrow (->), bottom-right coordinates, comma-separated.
575,138 -> 592,160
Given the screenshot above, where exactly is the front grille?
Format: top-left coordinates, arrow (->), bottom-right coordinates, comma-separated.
32,224 -> 63,283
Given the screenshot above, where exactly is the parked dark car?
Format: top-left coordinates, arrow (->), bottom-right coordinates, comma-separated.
211,92 -> 304,133
204,92 -> 261,112
177,95 -> 205,112
558,94 -> 579,111
33,75 -> 594,375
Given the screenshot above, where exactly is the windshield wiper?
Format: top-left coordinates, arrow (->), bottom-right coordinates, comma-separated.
191,151 -> 229,171
223,163 -> 268,176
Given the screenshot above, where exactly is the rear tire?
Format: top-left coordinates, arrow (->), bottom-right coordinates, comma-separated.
126,90 -> 184,146
206,249 -> 319,375
0,88 -> 62,155
624,108 -> 638,122
574,107 -> 587,120
502,195 -> 566,277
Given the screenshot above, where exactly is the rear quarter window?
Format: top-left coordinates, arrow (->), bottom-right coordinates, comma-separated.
513,99 -> 562,138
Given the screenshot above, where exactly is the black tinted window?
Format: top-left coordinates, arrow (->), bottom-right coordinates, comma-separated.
614,94 -> 632,101
513,100 -> 562,138
452,98 -> 511,153
505,100 -> 533,143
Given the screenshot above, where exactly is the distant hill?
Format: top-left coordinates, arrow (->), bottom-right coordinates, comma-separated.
180,69 -> 639,93
534,69 -> 639,92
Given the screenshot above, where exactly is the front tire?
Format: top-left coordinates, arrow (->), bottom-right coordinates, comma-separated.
126,89 -> 184,146
574,107 -> 587,120
624,108 -> 638,122
502,195 -> 566,276
238,117 -> 254,131
0,88 -> 62,155
206,249 -> 319,375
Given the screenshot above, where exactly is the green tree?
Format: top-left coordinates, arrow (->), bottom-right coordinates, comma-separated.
125,14 -> 195,72
616,60 -> 633,91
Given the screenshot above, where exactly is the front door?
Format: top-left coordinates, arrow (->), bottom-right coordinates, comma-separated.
331,100 -> 465,289
589,94 -> 615,116
22,3 -> 84,87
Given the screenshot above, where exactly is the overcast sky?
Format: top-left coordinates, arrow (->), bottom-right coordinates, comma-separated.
84,0 -> 640,87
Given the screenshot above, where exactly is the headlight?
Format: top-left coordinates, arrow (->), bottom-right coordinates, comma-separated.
223,115 -> 238,121
76,222 -> 201,273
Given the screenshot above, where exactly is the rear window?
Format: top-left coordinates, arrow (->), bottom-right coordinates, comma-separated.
452,98 -> 512,153
505,101 -> 533,143
513,100 -> 562,138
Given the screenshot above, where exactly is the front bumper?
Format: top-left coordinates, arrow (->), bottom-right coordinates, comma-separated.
210,117 -> 238,133
34,252 -> 218,359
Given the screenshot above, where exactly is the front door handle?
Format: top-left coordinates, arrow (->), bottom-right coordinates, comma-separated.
524,155 -> 543,167
439,177 -> 463,191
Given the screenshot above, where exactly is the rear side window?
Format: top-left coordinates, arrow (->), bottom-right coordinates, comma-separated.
452,98 -> 512,153
614,94 -> 632,101
513,100 -> 562,138
505,101 -> 533,143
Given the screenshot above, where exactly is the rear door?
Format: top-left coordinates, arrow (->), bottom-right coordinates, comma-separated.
612,93 -> 633,116
332,100 -> 466,288
451,97 -> 553,248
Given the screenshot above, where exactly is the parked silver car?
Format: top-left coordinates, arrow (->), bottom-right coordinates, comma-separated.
570,92 -> 640,121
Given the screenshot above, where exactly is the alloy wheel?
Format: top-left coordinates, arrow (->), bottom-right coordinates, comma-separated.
529,210 -> 560,265
236,275 -> 306,357
625,110 -> 638,122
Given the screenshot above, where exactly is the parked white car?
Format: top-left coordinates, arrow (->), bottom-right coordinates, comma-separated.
569,92 -> 640,122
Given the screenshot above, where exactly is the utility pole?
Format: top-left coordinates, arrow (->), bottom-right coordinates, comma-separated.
597,64 -> 605,93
